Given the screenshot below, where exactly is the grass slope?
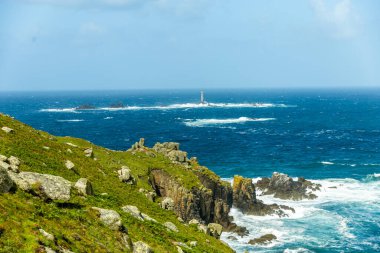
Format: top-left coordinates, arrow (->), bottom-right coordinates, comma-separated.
0,114 -> 233,253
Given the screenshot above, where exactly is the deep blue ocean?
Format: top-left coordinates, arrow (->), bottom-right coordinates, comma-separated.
1,89 -> 379,253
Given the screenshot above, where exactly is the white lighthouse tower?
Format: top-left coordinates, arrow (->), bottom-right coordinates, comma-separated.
200,91 -> 206,104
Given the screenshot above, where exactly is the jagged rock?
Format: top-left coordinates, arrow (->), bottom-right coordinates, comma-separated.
9,172 -> 71,201
145,191 -> 156,202
133,241 -> 152,253
248,234 -> 277,245
65,160 -> 75,170
1,126 -> 14,133
189,241 -> 197,247
189,219 -> 200,225
0,168 -> 14,193
177,217 -> 184,223
118,166 -> 134,184
7,156 -> 20,167
0,155 -> 7,161
256,172 -> 321,200
227,235 -> 238,241
121,233 -> 133,250
161,197 -> 175,211
129,138 -> 146,151
84,148 -> 93,158
163,221 -> 178,232
225,223 -> 249,237
39,228 -> 55,241
208,223 -> 223,239
44,247 -> 56,253
151,169 -> 233,227
91,207 -> 122,231
74,178 -> 93,196
232,175 -> 294,217
122,205 -> 144,221
153,142 -> 189,164
197,224 -> 210,235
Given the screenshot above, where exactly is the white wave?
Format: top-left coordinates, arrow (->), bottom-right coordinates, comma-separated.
104,117 -> 113,120
40,108 -> 78,113
321,161 -> 334,165
184,117 -> 275,127
284,248 -> 314,253
40,102 -> 293,112
56,119 -> 84,122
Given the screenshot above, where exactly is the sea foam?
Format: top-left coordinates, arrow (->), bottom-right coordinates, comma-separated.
184,117 -> 275,127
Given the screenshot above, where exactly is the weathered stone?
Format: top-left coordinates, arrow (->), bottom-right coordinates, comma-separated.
121,233 -> 133,250
227,236 -> 238,241
188,219 -> 200,225
122,205 -> 144,221
133,241 -> 152,253
39,228 -> 55,241
141,213 -> 157,223
0,155 -> 8,161
0,168 -> 14,193
176,246 -> 184,253
91,207 -> 122,231
74,178 -> 93,196
160,197 -> 174,211
65,160 -> 75,170
7,156 -> 20,167
9,172 -> 71,201
84,148 -> 93,157
189,241 -> 197,247
44,247 -> 56,253
145,191 -> 156,202
208,223 -> 223,239
118,166 -> 134,184
129,138 -> 146,152
0,161 -> 10,171
1,126 -> 14,133
197,224 -> 210,235
256,172 -> 321,200
248,234 -> 277,245
163,221 -> 178,232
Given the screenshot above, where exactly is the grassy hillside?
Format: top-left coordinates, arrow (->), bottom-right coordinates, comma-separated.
0,114 -> 234,253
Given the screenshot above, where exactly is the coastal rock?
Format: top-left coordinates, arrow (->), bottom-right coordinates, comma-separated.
1,126 -> 14,133
208,223 -> 223,239
232,175 -> 294,217
121,233 -> 133,250
91,207 -> 122,231
0,155 -> 7,161
129,138 -> 146,152
189,241 -> 197,247
65,160 -> 75,170
0,167 -> 14,193
0,161 -> 10,171
163,221 -> 178,232
197,224 -> 210,235
248,234 -> 277,245
133,241 -> 152,253
153,142 -> 189,165
74,178 -> 93,196
188,219 -> 200,225
84,148 -> 93,158
118,166 -> 134,184
141,213 -> 157,223
10,172 -> 71,201
161,197 -> 175,211
39,228 -> 55,241
122,205 -> 144,221
256,172 -> 321,200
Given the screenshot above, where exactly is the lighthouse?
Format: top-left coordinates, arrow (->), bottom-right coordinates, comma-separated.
200,91 -> 205,104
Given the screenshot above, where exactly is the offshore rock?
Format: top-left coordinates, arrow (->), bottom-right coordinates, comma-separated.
248,234 -> 277,245
232,175 -> 294,217
256,172 -> 321,200
9,171 -> 71,201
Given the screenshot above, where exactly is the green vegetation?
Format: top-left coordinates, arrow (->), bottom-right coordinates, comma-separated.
0,114 -> 233,253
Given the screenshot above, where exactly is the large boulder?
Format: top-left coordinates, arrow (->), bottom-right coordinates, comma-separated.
1,126 -> 14,133
208,223 -> 223,239
118,166 -> 134,184
256,172 -> 321,200
9,172 -> 71,201
163,221 -> 178,232
161,197 -> 175,211
122,205 -> 144,221
65,160 -> 75,170
0,168 -> 14,193
133,241 -> 152,253
74,178 -> 93,196
91,207 -> 122,231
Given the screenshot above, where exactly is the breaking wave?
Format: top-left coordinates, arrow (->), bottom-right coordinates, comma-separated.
183,117 -> 275,127
56,119 -> 84,122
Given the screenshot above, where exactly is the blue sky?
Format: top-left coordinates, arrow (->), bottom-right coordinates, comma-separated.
0,0 -> 379,91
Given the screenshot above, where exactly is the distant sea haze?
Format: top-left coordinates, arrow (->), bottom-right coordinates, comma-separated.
1,89 -> 379,252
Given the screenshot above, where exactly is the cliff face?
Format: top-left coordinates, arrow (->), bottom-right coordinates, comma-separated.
150,169 -> 232,227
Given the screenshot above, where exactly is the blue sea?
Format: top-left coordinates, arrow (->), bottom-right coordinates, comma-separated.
1,89 -> 379,253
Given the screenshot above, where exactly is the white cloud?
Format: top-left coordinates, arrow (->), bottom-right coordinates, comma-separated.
310,0 -> 359,38
23,0 -> 153,8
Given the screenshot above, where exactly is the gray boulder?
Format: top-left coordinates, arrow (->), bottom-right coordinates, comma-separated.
118,166 -> 134,184
208,223 -> 223,239
74,178 -> 93,196
39,228 -> 55,241
0,161 -> 10,171
161,197 -> 174,211
91,207 -> 122,231
0,155 -> 8,161
84,148 -> 93,158
9,172 -> 71,201
122,205 -> 144,221
163,221 -> 178,232
65,160 -> 75,170
0,168 -> 14,193
133,241 -> 152,253
1,126 -> 14,133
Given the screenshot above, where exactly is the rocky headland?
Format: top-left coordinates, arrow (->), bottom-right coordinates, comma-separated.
0,113 -> 322,252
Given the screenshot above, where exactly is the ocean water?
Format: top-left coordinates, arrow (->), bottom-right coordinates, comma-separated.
0,89 -> 379,253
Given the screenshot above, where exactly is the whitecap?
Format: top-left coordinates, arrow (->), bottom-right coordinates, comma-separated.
104,117 -> 113,120
56,119 -> 84,122
40,108 -> 78,113
321,161 -> 334,165
184,117 -> 275,127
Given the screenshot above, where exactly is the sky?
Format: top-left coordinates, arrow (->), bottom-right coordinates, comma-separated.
0,0 -> 380,91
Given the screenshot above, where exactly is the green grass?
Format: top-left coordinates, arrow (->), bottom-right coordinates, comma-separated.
0,114 -> 233,253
